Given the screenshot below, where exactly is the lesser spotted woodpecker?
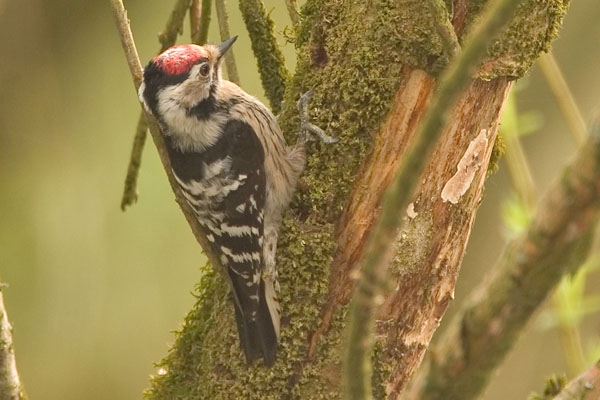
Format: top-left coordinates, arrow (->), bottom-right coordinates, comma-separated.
139,37 -> 305,366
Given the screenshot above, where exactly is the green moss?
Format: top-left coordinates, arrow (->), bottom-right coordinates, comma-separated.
295,1 -> 320,49
145,219 -> 336,399
281,0 -> 450,224
145,262 -> 231,399
527,374 -> 567,400
294,305 -> 347,399
466,0 -> 570,79
487,133 -> 506,176
238,0 -> 290,114
371,339 -> 393,399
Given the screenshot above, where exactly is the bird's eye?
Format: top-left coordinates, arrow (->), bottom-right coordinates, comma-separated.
199,63 -> 210,77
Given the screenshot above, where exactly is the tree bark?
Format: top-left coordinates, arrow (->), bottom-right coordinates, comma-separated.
144,0 -> 570,398
552,360 -> 600,400
403,119 -> 600,400
379,77 -> 511,398
0,284 -> 26,400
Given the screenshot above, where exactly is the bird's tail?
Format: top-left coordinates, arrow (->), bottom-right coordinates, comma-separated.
230,276 -> 280,367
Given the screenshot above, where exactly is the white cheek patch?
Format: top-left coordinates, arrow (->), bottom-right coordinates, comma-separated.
441,129 -> 489,204
156,83 -> 226,152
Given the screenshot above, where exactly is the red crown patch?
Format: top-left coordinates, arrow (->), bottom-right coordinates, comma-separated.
154,45 -> 208,76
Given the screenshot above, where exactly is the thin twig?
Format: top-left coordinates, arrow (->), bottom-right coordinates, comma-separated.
121,0 -> 191,211
159,0 -> 193,51
505,133 -> 537,209
538,53 -> 587,146
342,0 -> 523,398
554,277 -> 588,376
238,0 -> 289,113
121,113 -> 148,210
111,0 -> 143,87
214,0 -> 240,84
284,0 -> 300,29
0,283 -> 26,400
503,94 -> 537,211
190,0 -> 211,45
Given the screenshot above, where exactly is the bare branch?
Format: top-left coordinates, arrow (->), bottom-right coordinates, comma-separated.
0,284 -> 26,400
190,0 -> 211,45
538,53 -> 587,146
158,0 -> 193,52
215,0 -> 240,84
120,113 -> 148,210
284,0 -> 300,29
110,0 -> 143,88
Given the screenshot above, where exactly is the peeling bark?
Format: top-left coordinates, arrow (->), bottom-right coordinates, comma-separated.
404,120 -> 600,400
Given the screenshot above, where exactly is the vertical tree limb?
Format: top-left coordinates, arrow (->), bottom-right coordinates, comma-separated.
343,0 -> 522,396
158,0 -> 194,51
111,0 -> 143,87
190,0 -> 211,45
238,0 -> 289,113
404,118 -> 600,400
0,283 -> 26,400
215,0 -> 240,84
284,0 -> 300,29
379,76 -> 512,400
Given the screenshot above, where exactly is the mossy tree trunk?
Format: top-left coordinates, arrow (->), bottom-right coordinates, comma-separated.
145,0 -> 569,399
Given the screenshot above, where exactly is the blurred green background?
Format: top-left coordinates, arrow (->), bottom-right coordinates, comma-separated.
0,0 -> 598,399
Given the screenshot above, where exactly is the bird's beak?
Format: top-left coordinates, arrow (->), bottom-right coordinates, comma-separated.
217,36 -> 238,59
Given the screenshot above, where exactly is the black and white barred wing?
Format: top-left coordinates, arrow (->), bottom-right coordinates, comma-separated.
167,120 -> 278,366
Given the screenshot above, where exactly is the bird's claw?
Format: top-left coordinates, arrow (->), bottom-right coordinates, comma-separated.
297,90 -> 338,144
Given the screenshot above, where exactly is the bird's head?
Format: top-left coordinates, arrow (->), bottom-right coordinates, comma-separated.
139,36 -> 237,116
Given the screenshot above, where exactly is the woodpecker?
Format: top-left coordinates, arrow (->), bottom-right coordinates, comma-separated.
138,37 -> 305,366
